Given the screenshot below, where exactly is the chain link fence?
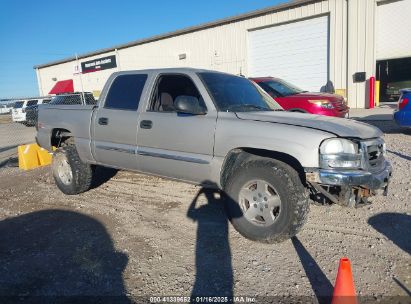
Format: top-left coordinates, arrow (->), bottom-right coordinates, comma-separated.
0,93 -> 97,169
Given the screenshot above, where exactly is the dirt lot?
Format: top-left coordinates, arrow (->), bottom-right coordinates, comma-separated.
0,121 -> 410,303
0,114 -> 12,124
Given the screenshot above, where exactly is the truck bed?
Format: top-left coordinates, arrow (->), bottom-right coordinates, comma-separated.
37,104 -> 95,152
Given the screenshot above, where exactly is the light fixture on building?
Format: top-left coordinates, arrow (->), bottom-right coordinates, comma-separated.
52,77 -> 57,81
178,53 -> 187,60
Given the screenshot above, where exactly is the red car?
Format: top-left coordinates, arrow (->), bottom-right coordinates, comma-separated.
251,77 -> 349,118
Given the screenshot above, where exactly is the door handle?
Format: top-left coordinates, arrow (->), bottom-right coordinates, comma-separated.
98,117 -> 109,125
140,120 -> 152,129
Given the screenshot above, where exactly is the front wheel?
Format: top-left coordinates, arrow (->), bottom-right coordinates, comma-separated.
224,158 -> 310,243
52,145 -> 93,195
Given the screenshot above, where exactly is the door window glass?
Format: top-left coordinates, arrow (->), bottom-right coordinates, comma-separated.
105,74 -> 148,110
150,74 -> 205,112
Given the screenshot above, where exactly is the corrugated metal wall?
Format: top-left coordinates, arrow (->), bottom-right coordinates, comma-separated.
37,0 -> 385,108
346,0 -> 376,108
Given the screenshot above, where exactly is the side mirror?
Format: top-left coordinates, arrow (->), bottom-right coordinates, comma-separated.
174,95 -> 206,115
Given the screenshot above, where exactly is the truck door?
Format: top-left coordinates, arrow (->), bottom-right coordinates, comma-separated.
92,73 -> 149,170
136,73 -> 217,183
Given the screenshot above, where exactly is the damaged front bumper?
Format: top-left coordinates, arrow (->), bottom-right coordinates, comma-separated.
305,161 -> 392,207
318,160 -> 392,191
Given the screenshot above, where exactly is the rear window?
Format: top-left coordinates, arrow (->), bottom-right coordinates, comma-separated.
50,95 -> 79,105
84,94 -> 97,105
13,101 -> 24,108
105,74 -> 148,110
50,94 -> 96,105
26,100 -> 38,106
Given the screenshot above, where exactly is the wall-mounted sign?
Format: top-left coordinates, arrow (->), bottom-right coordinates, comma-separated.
81,55 -> 117,73
353,72 -> 366,83
73,63 -> 82,75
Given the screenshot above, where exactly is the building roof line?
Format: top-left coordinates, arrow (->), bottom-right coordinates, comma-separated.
33,0 -> 318,69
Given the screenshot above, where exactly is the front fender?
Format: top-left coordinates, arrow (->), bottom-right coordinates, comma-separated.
214,113 -> 334,168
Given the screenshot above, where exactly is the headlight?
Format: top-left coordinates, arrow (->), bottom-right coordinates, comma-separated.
320,138 -> 361,169
308,100 -> 334,109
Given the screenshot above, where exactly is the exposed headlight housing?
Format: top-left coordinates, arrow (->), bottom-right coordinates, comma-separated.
320,138 -> 361,169
308,99 -> 334,109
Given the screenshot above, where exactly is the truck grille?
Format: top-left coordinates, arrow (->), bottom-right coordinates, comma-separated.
361,139 -> 385,171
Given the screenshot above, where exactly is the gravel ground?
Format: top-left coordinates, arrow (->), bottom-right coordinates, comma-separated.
0,116 -> 36,164
0,120 -> 409,303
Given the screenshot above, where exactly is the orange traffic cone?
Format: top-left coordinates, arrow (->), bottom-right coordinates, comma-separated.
331,258 -> 358,304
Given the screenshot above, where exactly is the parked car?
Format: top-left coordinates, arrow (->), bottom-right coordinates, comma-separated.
26,98 -> 51,127
0,104 -> 12,114
250,77 -> 349,117
393,89 -> 411,128
37,68 -> 391,243
12,99 -> 33,123
49,92 -> 97,105
386,80 -> 411,102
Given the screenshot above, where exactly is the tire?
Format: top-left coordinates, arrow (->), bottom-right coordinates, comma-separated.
224,157 -> 309,243
52,144 -> 93,195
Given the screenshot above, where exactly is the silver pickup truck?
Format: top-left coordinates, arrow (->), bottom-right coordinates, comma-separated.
36,68 -> 392,243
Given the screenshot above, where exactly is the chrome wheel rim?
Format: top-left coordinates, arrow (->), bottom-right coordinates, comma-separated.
56,157 -> 73,185
239,179 -> 281,226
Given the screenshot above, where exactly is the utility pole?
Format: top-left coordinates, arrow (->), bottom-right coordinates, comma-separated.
76,53 -> 85,105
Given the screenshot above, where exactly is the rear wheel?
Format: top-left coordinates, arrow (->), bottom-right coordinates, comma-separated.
52,145 -> 93,195
224,158 -> 309,243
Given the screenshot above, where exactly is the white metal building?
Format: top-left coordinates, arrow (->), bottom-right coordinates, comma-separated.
34,0 -> 411,108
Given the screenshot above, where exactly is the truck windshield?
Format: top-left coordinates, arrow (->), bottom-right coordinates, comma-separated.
198,72 -> 283,112
13,101 -> 24,108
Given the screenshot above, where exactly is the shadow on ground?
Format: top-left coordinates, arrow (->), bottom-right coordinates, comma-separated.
0,145 -> 18,154
292,237 -> 333,304
362,120 -> 411,135
368,212 -> 411,255
187,188 -> 238,297
90,166 -> 119,189
187,188 -> 334,302
351,114 -> 394,122
0,209 -> 129,302
387,149 -> 411,161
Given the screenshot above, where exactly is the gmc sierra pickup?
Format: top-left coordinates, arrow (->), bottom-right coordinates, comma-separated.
36,68 -> 392,243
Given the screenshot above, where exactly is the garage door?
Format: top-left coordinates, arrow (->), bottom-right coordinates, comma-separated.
248,15 -> 329,92
376,0 -> 411,60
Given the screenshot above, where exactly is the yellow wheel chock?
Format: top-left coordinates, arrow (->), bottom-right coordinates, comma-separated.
18,143 -> 54,170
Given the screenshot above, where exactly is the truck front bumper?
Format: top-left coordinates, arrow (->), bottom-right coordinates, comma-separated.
317,160 -> 392,190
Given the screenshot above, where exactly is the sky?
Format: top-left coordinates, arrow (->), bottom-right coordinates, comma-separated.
0,0 -> 288,99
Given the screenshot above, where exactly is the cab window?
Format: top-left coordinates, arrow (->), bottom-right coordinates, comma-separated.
105,74 -> 148,110
149,74 -> 206,112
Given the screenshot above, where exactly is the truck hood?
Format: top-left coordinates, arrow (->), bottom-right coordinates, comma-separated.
235,111 -> 382,139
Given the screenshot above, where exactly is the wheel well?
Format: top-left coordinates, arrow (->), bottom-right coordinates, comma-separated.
220,148 -> 306,189
51,128 -> 73,147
